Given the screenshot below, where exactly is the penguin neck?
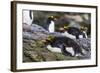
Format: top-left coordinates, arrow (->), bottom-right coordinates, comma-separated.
82,31 -> 88,38
47,19 -> 54,24
50,20 -> 54,25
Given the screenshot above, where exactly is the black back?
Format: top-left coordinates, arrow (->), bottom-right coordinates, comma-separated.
49,36 -> 84,56
66,27 -> 86,39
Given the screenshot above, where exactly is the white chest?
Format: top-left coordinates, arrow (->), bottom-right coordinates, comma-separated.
48,21 -> 55,33
46,45 -> 75,56
23,10 -> 33,25
47,45 -> 62,53
65,47 -> 74,56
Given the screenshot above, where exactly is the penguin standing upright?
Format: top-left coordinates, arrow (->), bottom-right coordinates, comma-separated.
23,10 -> 34,25
46,16 -> 57,33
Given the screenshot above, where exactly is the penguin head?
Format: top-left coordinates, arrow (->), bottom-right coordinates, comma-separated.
46,36 -> 55,42
80,26 -> 88,32
47,16 -> 58,21
59,25 -> 70,33
63,25 -> 71,32
41,36 -> 55,45
64,25 -> 70,30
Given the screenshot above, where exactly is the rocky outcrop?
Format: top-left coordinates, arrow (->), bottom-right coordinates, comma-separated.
23,24 -> 91,62
75,38 -> 91,51
23,39 -> 79,62
74,38 -> 91,59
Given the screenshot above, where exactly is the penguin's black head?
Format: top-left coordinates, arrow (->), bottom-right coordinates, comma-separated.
46,16 -> 58,25
80,26 -> 88,32
41,36 -> 55,45
63,25 -> 70,30
48,16 -> 57,21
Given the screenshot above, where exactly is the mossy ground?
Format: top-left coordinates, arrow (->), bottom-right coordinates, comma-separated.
23,39 -> 79,63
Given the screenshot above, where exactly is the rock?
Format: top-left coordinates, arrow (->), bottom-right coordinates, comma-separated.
75,38 -> 91,51
49,32 -> 65,37
23,31 -> 49,40
23,23 -> 48,33
31,24 -> 48,33
40,52 -> 57,61
54,53 -> 78,60
23,43 -> 34,51
74,38 -> 91,59
23,22 -> 91,62
23,40 -> 59,62
23,38 -> 80,62
64,14 -> 83,22
23,32 -> 35,40
82,14 -> 91,24
69,20 -> 81,29
24,51 -> 44,62
23,23 -> 49,40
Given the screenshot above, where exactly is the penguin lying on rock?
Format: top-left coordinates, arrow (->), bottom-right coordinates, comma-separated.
43,36 -> 85,57
58,26 -> 88,39
64,26 -> 88,39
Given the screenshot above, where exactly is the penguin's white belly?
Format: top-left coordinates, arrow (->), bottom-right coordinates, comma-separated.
47,45 -> 74,56
47,45 -> 62,53
48,21 -> 55,32
65,47 -> 74,56
79,31 -> 87,38
83,31 -> 88,38
23,10 -> 33,25
79,35 -> 83,38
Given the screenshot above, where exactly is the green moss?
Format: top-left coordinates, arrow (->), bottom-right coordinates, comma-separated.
55,53 -> 79,61
23,39 -> 80,62
35,40 -> 45,48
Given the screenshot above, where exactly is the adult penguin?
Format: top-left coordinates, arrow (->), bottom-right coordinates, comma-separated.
43,36 -> 84,57
64,26 -> 88,39
23,10 -> 34,25
46,16 -> 57,33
